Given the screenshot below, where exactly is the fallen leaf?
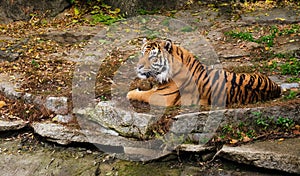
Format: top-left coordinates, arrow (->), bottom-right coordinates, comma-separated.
0,101 -> 6,108
243,136 -> 251,142
278,138 -> 284,141
292,130 -> 300,135
230,139 -> 239,144
275,17 -> 285,21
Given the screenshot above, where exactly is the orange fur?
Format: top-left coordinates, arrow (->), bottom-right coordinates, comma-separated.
127,39 -> 281,107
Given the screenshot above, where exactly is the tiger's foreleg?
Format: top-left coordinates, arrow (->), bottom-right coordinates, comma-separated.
127,83 -> 179,107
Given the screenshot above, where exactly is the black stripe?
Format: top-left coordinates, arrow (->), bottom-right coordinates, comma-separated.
239,74 -> 245,86
230,73 -> 237,103
214,78 -> 226,106
255,76 -> 262,91
157,85 -> 170,90
191,62 -> 201,78
196,67 -> 206,84
172,92 -> 181,105
186,55 -> 190,64
211,70 -> 220,86
202,78 -> 210,90
162,90 -> 180,96
189,59 -> 197,71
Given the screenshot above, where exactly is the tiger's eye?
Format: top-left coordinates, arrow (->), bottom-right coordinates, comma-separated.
152,58 -> 158,62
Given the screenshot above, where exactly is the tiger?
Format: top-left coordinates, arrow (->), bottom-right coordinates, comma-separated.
126,38 -> 281,107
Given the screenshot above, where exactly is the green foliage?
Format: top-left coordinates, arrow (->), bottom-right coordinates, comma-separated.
70,0 -> 123,25
256,117 -> 272,130
246,129 -> 255,138
284,90 -> 297,100
267,61 -> 278,71
91,13 -> 122,25
280,58 -> 300,76
137,9 -> 159,15
286,77 -> 300,83
225,31 -> 254,42
253,111 -> 295,130
276,117 -> 295,129
180,26 -> 195,32
222,124 -> 233,133
31,59 -> 40,68
217,111 -> 297,144
99,95 -> 107,101
225,25 -> 300,47
262,56 -> 300,80
278,24 -> 300,35
251,111 -> 262,118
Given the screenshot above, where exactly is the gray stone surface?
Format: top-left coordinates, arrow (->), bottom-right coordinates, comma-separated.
0,74 -> 22,99
38,31 -> 95,44
45,96 -> 69,115
219,138 -> 300,174
74,101 -> 159,138
0,0 -> 70,23
0,120 -> 28,131
31,121 -> 173,161
103,0 -> 188,16
52,114 -> 75,124
241,7 -> 300,24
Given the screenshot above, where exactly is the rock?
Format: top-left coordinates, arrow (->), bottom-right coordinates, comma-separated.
0,0 -> 70,23
272,41 -> 300,55
0,120 -> 28,131
219,138 -> 300,174
103,0 -> 189,16
280,83 -> 299,90
0,74 -> 22,99
45,96 -> 69,115
245,42 -> 260,50
39,31 -> 94,45
177,144 -> 215,152
0,38 -> 29,62
23,93 -> 35,104
207,31 -> 224,41
241,7 -> 300,24
0,50 -> 19,62
52,114 -> 75,124
32,122 -> 86,145
31,121 -> 173,161
0,138 -> 103,176
74,101 -> 160,138
218,47 -> 250,59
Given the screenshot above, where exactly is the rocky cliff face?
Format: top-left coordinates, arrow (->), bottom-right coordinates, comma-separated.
0,0 -> 70,23
103,0 -> 188,16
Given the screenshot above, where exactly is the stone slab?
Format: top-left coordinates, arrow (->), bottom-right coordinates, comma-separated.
0,120 -> 28,131
219,137 -> 300,174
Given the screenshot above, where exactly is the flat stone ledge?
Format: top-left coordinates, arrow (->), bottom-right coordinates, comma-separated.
219,137 -> 300,174
0,120 -> 28,131
241,7 -> 300,24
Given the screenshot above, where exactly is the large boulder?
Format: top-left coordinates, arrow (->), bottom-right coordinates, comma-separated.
0,0 -> 70,23
103,0 -> 188,16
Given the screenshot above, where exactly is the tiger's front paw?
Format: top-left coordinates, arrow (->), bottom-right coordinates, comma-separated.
126,89 -> 140,100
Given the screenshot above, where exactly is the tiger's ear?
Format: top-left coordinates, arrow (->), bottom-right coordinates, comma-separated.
165,39 -> 172,53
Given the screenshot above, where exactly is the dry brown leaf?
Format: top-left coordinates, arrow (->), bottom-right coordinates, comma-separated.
292,130 -> 300,135
0,101 -> 6,108
243,136 -> 251,142
230,139 -> 239,144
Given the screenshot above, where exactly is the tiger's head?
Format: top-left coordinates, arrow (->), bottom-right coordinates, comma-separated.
136,38 -> 173,83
